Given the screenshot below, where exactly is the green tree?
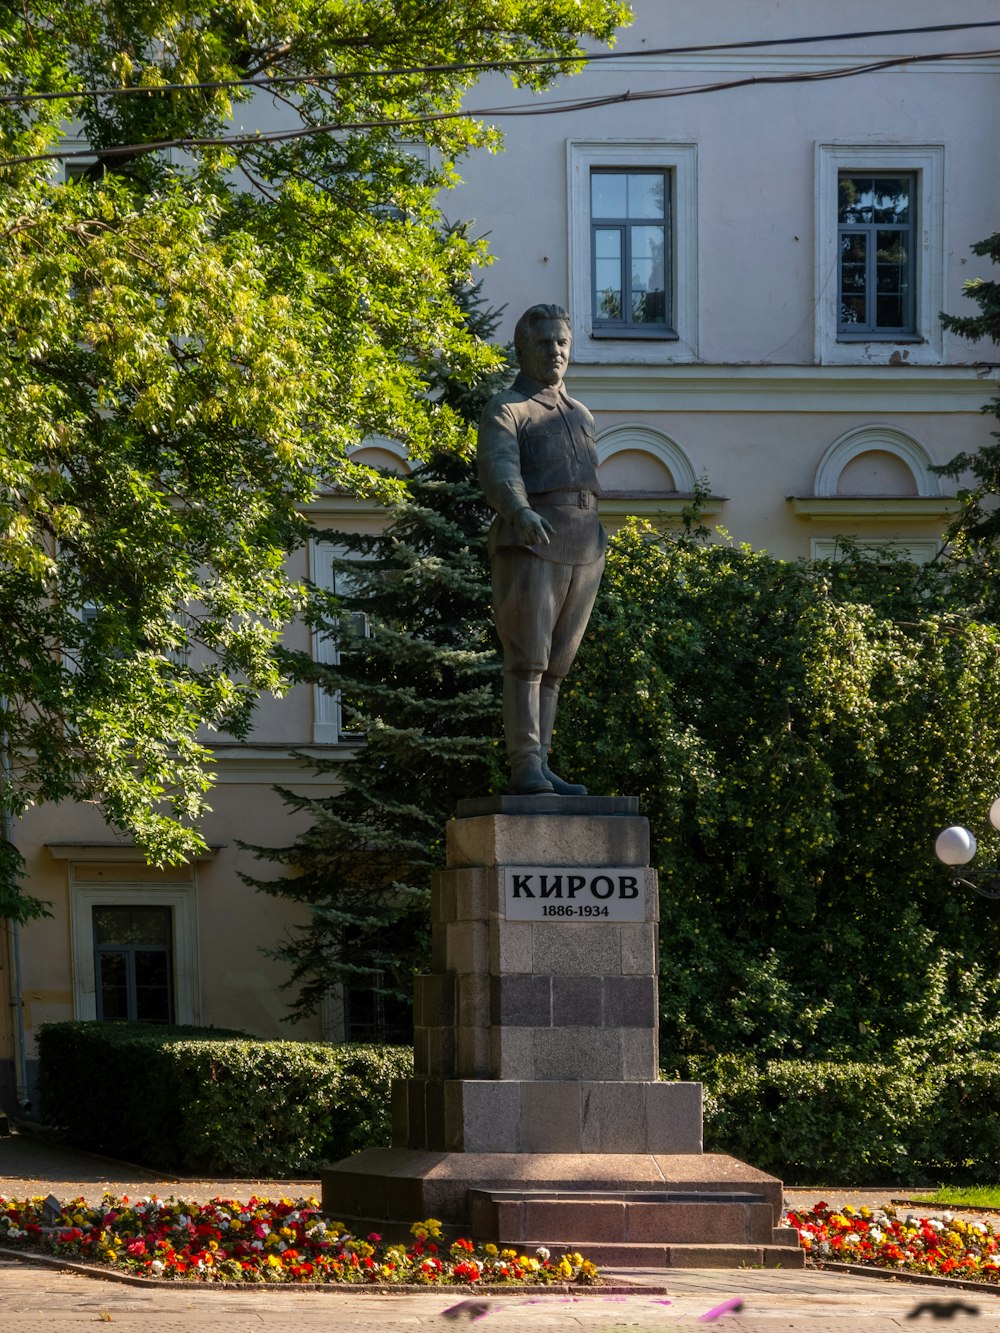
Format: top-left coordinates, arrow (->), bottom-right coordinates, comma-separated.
244,267 -> 507,1028
0,0 -> 630,918
556,524 -> 1000,1067
934,231 -> 1000,617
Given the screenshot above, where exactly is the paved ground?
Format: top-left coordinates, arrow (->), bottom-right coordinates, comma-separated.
2,1130 -> 998,1330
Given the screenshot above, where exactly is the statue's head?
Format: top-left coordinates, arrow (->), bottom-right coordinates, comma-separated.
514,305 -> 571,387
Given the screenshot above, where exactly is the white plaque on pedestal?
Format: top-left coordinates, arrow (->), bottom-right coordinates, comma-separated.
502,866 -> 646,921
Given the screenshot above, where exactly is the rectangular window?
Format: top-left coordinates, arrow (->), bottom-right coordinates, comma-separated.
815,144 -> 943,364
838,173 -> 915,337
309,539 -> 371,744
568,141 -> 697,364
590,169 -> 670,336
93,905 -> 175,1024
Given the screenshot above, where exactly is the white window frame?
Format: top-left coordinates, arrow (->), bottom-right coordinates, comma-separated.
70,878 -> 200,1024
568,140 -> 699,364
811,537 -> 940,565
308,538 -> 370,744
815,143 -> 945,365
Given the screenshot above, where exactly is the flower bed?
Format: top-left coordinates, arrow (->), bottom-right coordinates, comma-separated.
0,1196 -> 600,1286
785,1202 -> 1000,1282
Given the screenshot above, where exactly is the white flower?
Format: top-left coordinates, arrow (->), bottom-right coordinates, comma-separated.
971,1223 -> 987,1234
928,1220 -> 945,1232
942,1213 -> 954,1223
869,1228 -> 884,1244
150,1259 -> 164,1276
535,1247 -> 550,1261
816,1241 -> 831,1256
844,1234 -> 860,1246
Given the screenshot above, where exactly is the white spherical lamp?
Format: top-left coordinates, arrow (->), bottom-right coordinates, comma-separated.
935,826 -> 977,867
989,798 -> 1000,832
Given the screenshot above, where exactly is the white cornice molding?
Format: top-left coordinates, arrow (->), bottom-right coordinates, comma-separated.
565,363 -> 997,413
788,496 -> 961,521
301,496 -> 388,516
205,745 -> 355,785
599,493 -> 725,521
46,843 -> 220,862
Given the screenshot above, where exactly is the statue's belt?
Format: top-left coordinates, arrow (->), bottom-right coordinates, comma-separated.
528,489 -> 597,509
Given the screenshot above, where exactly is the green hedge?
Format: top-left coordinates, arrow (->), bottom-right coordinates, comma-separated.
37,1022 -> 413,1176
678,1054 -> 1000,1185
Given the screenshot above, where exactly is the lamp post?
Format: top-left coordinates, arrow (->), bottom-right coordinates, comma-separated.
934,799 -> 1000,899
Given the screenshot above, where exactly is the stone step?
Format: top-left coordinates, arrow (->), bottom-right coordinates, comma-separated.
469,1188 -> 789,1247
511,1241 -> 805,1269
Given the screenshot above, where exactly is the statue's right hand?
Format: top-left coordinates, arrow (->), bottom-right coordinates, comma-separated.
513,508 -> 554,546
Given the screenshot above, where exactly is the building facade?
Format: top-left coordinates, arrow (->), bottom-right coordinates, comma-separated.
2,0 -> 998,1109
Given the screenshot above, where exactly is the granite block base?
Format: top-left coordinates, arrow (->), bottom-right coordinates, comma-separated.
319,1149 -> 800,1268
393,1077 -> 702,1154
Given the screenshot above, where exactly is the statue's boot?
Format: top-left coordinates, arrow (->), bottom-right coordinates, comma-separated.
504,675 -> 554,795
539,684 -> 588,796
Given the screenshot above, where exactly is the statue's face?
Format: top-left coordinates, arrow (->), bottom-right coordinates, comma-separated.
519,320 -> 572,386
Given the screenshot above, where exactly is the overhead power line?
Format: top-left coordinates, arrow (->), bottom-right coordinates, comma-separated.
1,43 -> 998,170
1,18 -> 999,106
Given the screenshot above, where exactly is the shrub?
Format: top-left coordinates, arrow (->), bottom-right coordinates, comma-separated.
678,1054 -> 1000,1185
37,1021 -> 412,1175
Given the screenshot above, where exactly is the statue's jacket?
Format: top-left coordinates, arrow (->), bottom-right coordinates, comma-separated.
477,371 -> 607,567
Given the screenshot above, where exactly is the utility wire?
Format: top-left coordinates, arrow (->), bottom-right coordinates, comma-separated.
2,44 -> 997,170
1,18 -> 999,106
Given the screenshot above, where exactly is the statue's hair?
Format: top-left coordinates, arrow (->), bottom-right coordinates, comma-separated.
513,304 -> 571,356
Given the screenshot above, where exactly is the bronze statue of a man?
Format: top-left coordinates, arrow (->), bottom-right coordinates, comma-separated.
477,304 -> 606,795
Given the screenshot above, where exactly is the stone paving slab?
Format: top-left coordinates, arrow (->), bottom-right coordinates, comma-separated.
1,1257 -> 995,1330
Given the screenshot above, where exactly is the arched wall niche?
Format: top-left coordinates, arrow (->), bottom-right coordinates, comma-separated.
596,425 -> 698,494
349,438 -> 412,476
814,426 -> 939,498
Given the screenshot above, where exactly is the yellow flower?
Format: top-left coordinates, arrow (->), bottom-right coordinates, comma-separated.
483,1244 -> 498,1257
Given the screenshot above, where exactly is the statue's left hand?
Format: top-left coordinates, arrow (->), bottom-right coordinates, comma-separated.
513,508 -> 554,545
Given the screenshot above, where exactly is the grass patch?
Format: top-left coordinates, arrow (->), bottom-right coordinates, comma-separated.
904,1186 -> 1000,1209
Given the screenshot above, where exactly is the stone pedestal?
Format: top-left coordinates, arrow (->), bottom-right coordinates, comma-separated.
321,799 -> 801,1269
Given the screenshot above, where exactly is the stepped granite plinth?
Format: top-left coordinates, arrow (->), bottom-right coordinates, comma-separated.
321,799 -> 801,1268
